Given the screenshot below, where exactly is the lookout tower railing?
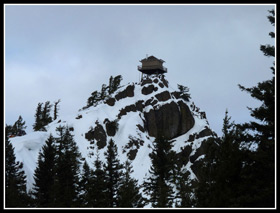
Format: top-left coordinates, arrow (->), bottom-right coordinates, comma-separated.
137,65 -> 167,73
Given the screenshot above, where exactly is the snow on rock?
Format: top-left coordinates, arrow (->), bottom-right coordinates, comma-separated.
10,131 -> 49,191
10,75 -> 214,192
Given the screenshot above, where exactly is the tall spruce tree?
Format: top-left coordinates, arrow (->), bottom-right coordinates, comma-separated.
108,75 -> 123,95
85,75 -> 122,108
79,161 -> 94,207
175,169 -> 193,207
193,9 -> 275,208
104,139 -> 124,207
118,160 -> 144,207
32,134 -> 56,207
42,101 -> 53,128
53,99 -> 61,120
236,9 -> 275,207
53,126 -> 82,207
193,110 -> 242,207
143,136 -> 175,207
12,115 -> 27,136
87,91 -> 100,107
177,84 -> 191,101
33,101 -> 53,131
33,102 -> 44,131
5,127 -> 28,207
90,151 -> 108,207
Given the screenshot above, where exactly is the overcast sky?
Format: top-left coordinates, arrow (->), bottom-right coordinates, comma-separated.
4,4 -> 275,136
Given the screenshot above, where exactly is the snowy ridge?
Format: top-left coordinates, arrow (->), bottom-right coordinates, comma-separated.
10,75 -> 212,192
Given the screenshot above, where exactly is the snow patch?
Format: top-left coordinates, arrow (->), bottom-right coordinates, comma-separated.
9,77 -> 213,194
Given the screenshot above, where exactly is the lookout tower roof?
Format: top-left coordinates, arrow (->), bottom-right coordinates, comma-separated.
140,55 -> 165,63
138,55 -> 167,75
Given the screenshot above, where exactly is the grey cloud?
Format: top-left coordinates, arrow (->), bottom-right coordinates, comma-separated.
5,4 -> 275,135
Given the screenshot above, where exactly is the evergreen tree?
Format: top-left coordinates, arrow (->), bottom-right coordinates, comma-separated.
108,76 -> 114,95
79,161 -> 94,207
236,9 -> 275,207
33,101 -> 53,131
53,99 -> 61,120
193,10 -> 275,208
5,127 -> 28,207
53,126 -> 82,207
85,75 -> 122,108
108,75 -> 123,95
33,102 -> 44,131
12,115 -> 27,136
118,160 -> 144,208
177,84 -> 191,101
104,139 -> 124,207
90,152 -> 108,207
42,101 -> 53,128
193,110 -> 243,207
143,136 -> 175,207
238,9 -> 275,141
175,169 -> 193,207
32,134 -> 56,207
87,91 -> 100,107
100,84 -> 108,100
5,124 -> 14,138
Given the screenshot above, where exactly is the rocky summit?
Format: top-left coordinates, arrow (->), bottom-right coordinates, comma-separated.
10,75 -> 215,192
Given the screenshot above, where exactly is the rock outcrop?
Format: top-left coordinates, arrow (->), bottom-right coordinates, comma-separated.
11,74 -> 214,194
107,76 -> 197,140
85,121 -> 107,149
143,101 -> 194,139
115,84 -> 135,101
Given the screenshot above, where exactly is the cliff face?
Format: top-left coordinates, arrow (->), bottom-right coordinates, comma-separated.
141,80 -> 195,139
104,76 -> 195,140
10,75 -> 214,192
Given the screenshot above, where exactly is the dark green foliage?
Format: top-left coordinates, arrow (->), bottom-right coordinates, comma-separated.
143,136 -> 175,207
90,152 -> 108,207
86,75 -> 123,108
100,84 -> 108,100
5,127 -> 28,207
6,116 -> 27,137
260,10 -> 275,57
175,171 -> 193,208
193,12 -> 275,206
32,127 -> 83,207
194,111 -> 243,207
104,139 -> 124,207
5,124 -> 14,137
42,101 -> 53,127
177,84 -> 191,101
80,142 -> 143,208
33,102 -> 43,131
192,10 -> 275,208
53,99 -> 61,120
32,134 -> 56,207
79,151 -> 109,207
87,91 -> 100,107
53,126 -> 82,207
108,75 -> 123,95
79,161 -> 94,207
12,115 -> 27,136
235,9 -> 275,207
118,160 -> 144,207
33,101 -> 53,131
173,152 -> 193,208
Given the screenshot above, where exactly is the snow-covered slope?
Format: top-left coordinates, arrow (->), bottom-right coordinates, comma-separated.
10,75 -> 213,192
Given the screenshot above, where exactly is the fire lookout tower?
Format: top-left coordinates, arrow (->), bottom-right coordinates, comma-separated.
138,55 -> 167,80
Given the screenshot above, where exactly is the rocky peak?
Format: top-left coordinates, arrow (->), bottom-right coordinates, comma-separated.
11,74 -> 214,192
102,75 -> 196,140
90,75 -> 212,148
